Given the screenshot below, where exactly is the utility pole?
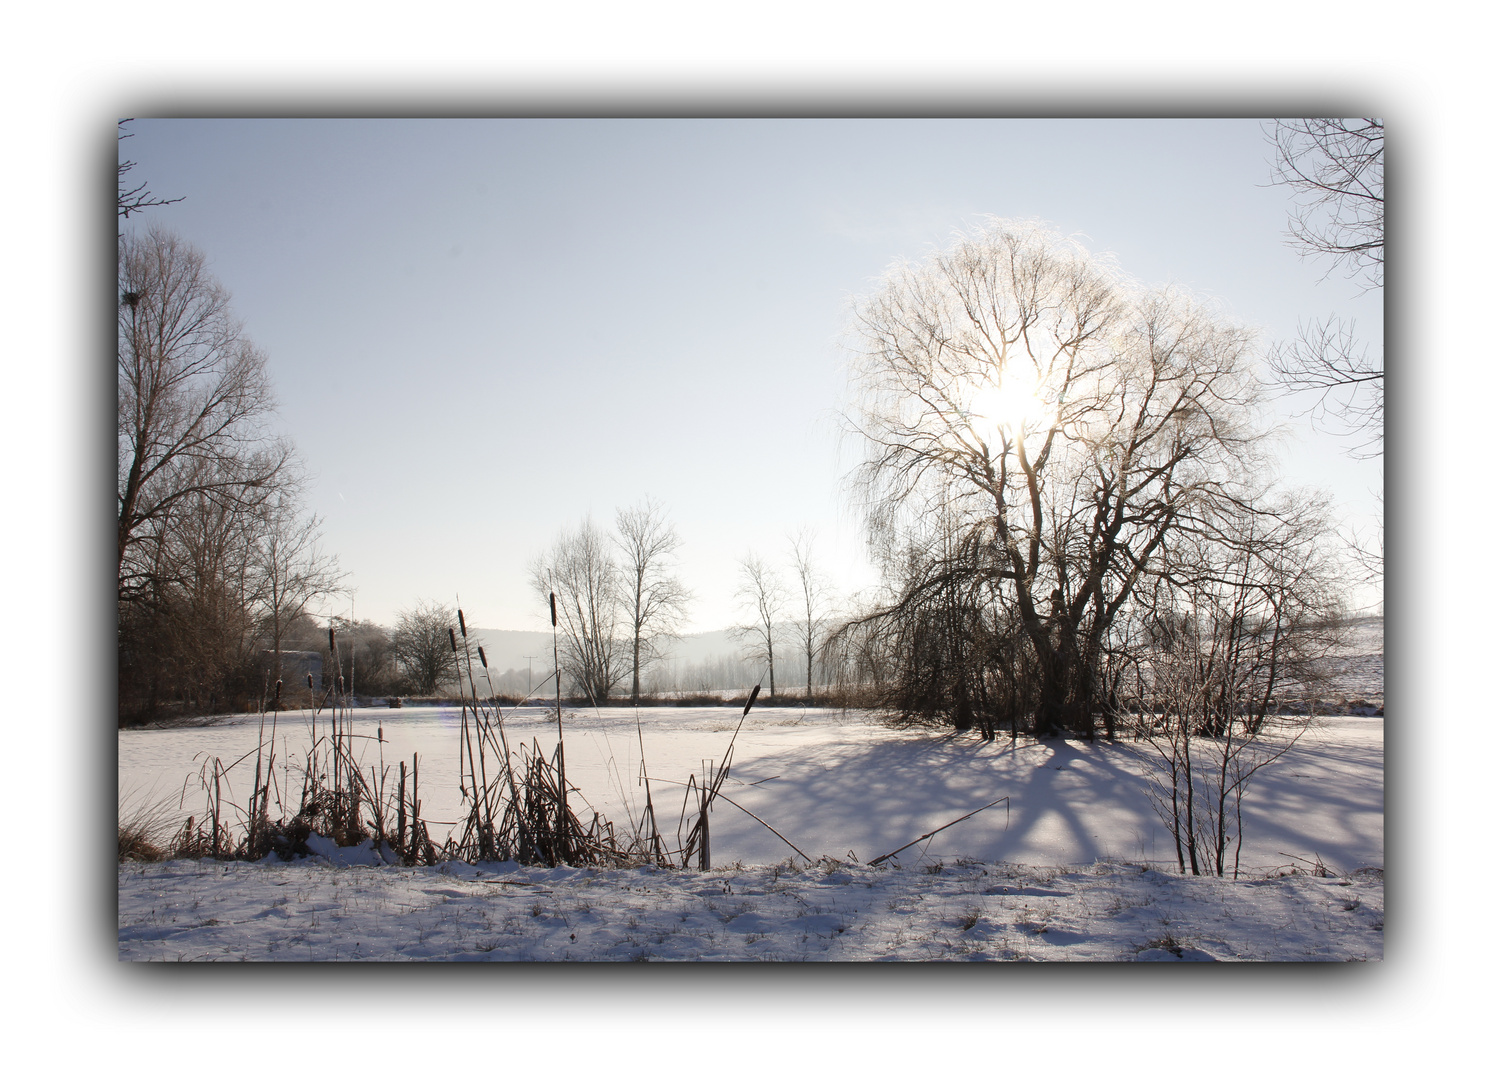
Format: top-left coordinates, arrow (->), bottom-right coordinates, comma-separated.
522,655 -> 537,699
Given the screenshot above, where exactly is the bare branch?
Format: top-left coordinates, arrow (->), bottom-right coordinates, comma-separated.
117,120 -> 184,225
1264,119 -> 1384,457
1266,118 -> 1384,290
1268,315 -> 1383,456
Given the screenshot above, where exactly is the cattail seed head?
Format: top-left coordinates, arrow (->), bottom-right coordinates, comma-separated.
549,592 -> 557,627
458,609 -> 467,637
743,683 -> 761,717
328,627 -> 337,654
478,646 -> 488,669
449,627 -> 458,652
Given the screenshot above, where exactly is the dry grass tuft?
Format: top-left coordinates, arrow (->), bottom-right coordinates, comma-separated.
118,789 -> 179,862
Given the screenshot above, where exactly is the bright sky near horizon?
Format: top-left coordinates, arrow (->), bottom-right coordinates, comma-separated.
120,118 -> 1383,633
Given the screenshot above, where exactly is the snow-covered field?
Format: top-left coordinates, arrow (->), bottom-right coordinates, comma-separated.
120,702 -> 1383,961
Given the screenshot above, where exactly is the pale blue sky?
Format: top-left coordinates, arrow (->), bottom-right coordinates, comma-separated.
120,118 -> 1383,631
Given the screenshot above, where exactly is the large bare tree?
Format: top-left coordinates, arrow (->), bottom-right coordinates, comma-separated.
1266,118 -> 1384,456
532,519 -> 623,702
848,218 -> 1265,738
118,227 -> 290,596
615,499 -> 691,705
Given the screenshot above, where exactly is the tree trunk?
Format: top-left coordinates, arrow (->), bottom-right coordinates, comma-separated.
631,633 -> 641,705
1030,632 -> 1095,740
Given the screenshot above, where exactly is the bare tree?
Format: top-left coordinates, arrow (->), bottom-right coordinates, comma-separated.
251,492 -> 345,686
327,618 -> 399,697
735,553 -> 788,700
392,600 -> 454,695
126,487 -> 261,716
615,499 -> 692,705
532,519 -> 623,702
1266,118 -> 1384,456
848,218 -> 1265,738
115,226 -> 318,724
1132,494 -> 1344,876
788,529 -> 832,700
118,227 -> 291,594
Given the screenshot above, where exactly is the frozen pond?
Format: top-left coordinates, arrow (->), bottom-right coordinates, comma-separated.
119,704 -> 1384,872
119,704 -> 884,859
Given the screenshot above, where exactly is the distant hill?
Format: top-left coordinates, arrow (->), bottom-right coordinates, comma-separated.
470,626 -> 748,675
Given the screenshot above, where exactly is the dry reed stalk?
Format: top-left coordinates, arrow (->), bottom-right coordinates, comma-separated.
635,711 -> 667,864
397,760 -> 407,856
477,645 -> 523,813
685,682 -> 762,869
697,762 -> 711,870
866,796 -> 1010,866
451,618 -> 506,859
450,626 -> 479,798
549,590 -> 567,857
211,761 -> 222,859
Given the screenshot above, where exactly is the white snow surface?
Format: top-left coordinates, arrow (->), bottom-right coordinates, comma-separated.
120,705 -> 1382,961
118,854 -> 1383,962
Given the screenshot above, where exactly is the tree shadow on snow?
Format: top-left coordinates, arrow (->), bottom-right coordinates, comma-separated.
711,732 -> 1165,869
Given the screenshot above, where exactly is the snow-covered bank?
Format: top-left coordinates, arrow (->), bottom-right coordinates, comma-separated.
118,856 -> 1383,961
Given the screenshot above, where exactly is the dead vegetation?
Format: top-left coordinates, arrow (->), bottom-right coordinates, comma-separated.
121,614 -> 797,872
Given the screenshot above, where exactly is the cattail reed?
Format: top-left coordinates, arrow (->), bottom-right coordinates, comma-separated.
150,591 -> 788,874
549,589 -> 567,860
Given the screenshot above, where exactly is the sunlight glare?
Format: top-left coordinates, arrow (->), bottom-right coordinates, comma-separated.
966,369 -> 1054,437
